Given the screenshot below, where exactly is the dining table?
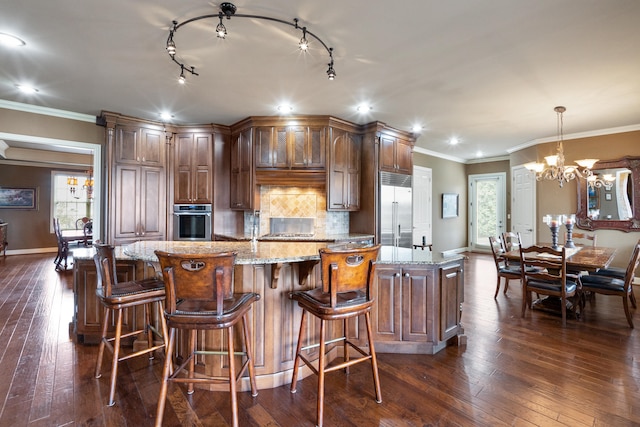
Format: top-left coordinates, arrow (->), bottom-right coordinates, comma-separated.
503,244 -> 617,273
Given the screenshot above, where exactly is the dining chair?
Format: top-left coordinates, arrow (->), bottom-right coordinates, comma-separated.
154,250 -> 260,427
53,218 -> 69,271
93,243 -> 167,407
489,236 -> 522,298
520,245 -> 580,327
289,244 -> 381,427
566,231 -> 597,247
580,239 -> 640,328
501,231 -> 523,267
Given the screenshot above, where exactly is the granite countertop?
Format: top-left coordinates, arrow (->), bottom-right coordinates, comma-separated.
214,232 -> 375,242
73,241 -> 464,266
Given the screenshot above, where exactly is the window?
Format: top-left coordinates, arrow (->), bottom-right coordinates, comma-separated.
51,171 -> 94,230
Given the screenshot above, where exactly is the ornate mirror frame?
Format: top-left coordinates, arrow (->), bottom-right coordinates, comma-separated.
576,156 -> 640,232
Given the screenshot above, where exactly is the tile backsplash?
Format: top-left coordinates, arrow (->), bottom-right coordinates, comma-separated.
243,186 -> 349,236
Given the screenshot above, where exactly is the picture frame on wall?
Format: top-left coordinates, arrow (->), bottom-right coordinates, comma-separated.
442,193 -> 459,218
0,187 -> 38,209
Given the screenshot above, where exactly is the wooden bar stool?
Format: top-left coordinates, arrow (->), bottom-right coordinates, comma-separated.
154,250 -> 260,427
290,244 -> 381,427
93,243 -> 168,407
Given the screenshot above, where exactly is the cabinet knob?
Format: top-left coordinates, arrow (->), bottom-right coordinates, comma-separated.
404,273 -> 410,277
394,272 -> 401,277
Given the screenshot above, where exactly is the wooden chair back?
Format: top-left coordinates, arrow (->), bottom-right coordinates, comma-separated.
154,250 -> 236,315
319,245 -> 380,308
501,231 -> 522,253
93,243 -> 119,297
489,236 -> 506,269
519,245 -> 568,292
622,239 -> 640,292
567,231 -> 597,246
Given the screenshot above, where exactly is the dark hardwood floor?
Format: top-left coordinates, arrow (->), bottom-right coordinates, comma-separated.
1,252 -> 639,426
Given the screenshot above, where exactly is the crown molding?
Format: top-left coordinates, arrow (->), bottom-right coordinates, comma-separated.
413,146 -> 466,164
507,124 -> 640,154
0,99 -> 96,123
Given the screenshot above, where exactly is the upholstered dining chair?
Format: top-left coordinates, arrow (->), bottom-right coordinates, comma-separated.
580,239 -> 640,328
520,245 -> 580,326
489,236 -> 522,298
154,250 -> 260,427
93,243 -> 167,407
289,244 -> 381,427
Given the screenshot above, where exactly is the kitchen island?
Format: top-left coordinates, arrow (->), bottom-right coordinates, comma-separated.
72,241 -> 465,391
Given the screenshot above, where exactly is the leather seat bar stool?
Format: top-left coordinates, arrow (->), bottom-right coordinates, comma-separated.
290,244 -> 382,427
93,243 -> 168,407
154,250 -> 260,427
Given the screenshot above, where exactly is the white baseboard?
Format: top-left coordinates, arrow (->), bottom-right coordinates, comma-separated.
5,247 -> 58,256
441,247 -> 469,257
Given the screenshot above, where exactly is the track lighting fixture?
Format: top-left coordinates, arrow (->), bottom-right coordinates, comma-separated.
165,2 -> 336,82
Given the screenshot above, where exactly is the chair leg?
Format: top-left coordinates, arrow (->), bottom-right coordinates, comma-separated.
630,287 -> 637,309
290,310 -> 307,393
504,279 -> 510,294
623,295 -> 634,328
227,325 -> 239,427
560,296 -> 567,327
364,312 -> 382,404
343,319 -> 349,374
95,307 -> 110,379
521,290 -> 528,318
108,308 -> 124,406
187,329 -> 196,395
316,318 -> 326,427
155,328 -> 175,427
494,277 -> 501,299
241,314 -> 258,397
145,303 -> 155,360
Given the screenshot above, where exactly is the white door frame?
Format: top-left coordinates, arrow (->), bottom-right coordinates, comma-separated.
468,172 -> 506,251
412,165 -> 432,247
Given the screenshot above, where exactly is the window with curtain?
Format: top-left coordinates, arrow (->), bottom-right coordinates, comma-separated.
51,171 -> 94,230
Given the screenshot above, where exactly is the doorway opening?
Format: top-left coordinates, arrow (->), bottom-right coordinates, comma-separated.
468,173 -> 506,251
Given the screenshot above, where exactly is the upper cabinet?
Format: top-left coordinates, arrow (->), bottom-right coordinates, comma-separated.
327,127 -> 361,211
255,125 -> 325,169
230,127 -> 254,210
174,133 -> 213,204
115,125 -> 165,166
380,133 -> 413,175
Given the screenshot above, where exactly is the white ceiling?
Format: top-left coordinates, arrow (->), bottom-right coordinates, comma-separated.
1,0 -> 640,161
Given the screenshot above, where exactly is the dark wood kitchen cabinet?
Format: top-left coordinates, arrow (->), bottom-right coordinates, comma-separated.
102,113 -> 167,245
327,127 -> 361,211
174,132 -> 213,204
230,127 -> 254,210
370,258 -> 464,354
255,125 -> 325,169
380,133 -> 413,174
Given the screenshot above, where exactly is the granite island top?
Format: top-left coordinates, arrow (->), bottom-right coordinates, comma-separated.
72,241 -> 464,266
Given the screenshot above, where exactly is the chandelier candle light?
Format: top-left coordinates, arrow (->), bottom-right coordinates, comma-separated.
543,214 -> 565,250
564,214 -> 576,249
525,106 -> 599,188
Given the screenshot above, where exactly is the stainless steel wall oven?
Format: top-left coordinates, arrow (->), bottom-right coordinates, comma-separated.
172,204 -> 212,241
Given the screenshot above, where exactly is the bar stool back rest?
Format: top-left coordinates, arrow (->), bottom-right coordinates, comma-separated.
290,244 -> 382,427
153,250 -> 259,427
92,243 -> 167,407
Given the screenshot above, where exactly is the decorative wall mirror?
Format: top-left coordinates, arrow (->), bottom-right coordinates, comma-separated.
576,156 -> 640,232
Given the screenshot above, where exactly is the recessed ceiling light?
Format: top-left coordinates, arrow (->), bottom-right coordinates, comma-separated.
160,112 -> 173,121
0,32 -> 26,47
277,104 -> 293,113
16,84 -> 38,94
411,125 -> 423,133
450,137 -> 459,145
356,104 -> 371,113
476,151 -> 483,158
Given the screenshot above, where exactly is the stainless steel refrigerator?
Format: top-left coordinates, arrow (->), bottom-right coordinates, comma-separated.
380,171 -> 412,248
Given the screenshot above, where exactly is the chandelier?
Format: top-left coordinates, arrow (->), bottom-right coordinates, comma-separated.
587,172 -> 615,190
525,106 -> 598,188
67,170 -> 94,200
165,2 -> 336,83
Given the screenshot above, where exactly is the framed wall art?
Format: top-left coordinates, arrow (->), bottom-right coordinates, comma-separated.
0,187 -> 37,209
442,193 -> 459,218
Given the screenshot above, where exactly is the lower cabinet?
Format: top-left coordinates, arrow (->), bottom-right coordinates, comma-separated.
370,259 -> 464,354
